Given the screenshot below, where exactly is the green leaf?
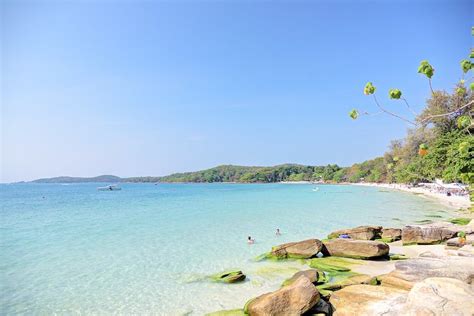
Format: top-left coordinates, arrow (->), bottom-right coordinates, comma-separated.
470,49 -> 474,59
417,60 -> 434,78
470,82 -> 474,91
393,156 -> 399,162
459,141 -> 469,155
419,143 -> 428,150
460,59 -> 472,73
363,82 -> 376,95
389,89 -> 402,99
349,109 -> 359,120
456,87 -> 466,95
457,115 -> 471,129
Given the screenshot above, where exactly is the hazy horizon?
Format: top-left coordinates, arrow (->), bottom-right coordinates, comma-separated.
2,0 -> 472,183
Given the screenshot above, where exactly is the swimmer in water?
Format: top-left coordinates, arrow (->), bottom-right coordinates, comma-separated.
276,228 -> 281,236
247,236 -> 255,244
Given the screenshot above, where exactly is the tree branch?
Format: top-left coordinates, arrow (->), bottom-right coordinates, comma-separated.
419,100 -> 474,124
401,97 -> 418,116
373,95 -> 417,125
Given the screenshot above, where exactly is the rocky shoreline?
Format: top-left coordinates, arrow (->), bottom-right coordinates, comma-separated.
207,220 -> 474,316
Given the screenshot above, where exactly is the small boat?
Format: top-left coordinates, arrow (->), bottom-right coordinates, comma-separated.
97,185 -> 122,191
312,187 -> 319,192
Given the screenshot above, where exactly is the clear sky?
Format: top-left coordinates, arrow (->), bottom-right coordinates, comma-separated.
1,0 -> 472,182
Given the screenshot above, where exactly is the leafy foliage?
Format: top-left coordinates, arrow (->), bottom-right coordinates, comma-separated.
417,60 -> 434,78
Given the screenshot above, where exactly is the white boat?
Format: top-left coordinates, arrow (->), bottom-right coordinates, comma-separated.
97,185 -> 122,191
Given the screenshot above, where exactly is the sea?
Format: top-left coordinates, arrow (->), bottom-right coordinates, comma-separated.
0,183 -> 457,315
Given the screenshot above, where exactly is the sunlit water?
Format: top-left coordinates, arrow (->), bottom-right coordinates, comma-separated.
0,183 -> 457,315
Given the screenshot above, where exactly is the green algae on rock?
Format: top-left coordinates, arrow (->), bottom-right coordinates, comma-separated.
389,254 -> 409,260
308,257 -> 355,273
210,270 -> 246,283
449,217 -> 471,225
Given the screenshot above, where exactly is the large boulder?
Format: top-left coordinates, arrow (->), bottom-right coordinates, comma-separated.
322,239 -> 389,259
402,222 -> 472,245
328,226 -> 382,240
398,277 -> 474,315
381,228 -> 402,242
270,239 -> 323,259
246,276 -> 320,316
282,269 -> 324,286
379,256 -> 474,290
329,284 -> 407,315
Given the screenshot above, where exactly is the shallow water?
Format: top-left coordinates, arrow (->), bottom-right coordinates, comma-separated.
0,183 -> 455,314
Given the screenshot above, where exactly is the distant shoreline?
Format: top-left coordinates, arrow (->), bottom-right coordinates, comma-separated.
352,182 -> 471,209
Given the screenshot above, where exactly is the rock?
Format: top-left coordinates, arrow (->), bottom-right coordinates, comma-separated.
329,284 -> 407,315
318,274 -> 378,291
283,269 -> 324,286
270,239 -> 323,259
402,222 -> 472,245
399,277 -> 474,315
379,256 -> 474,290
327,226 -> 382,240
246,276 -> 320,316
304,298 -> 333,315
381,228 -> 402,242
446,234 -> 474,247
206,309 -> 246,316
210,270 -> 246,283
457,244 -> 474,257
308,257 -> 358,273
322,239 -> 389,259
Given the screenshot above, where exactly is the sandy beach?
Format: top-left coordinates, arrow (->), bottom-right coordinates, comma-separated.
353,182 -> 471,209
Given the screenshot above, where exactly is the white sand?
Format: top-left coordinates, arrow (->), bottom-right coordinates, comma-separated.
353,182 -> 471,209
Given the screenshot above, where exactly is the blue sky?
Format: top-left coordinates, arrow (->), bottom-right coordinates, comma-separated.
1,0 -> 472,182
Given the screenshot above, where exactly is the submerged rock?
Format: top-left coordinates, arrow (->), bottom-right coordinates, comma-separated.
398,277 -> 474,315
317,274 -> 378,291
246,276 -> 320,316
381,228 -> 401,242
322,239 -> 389,259
327,226 -> 382,240
308,257 -> 356,273
210,270 -> 246,283
270,239 -> 323,259
329,284 -> 407,315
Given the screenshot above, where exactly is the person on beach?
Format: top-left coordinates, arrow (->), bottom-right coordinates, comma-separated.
276,228 -> 281,236
247,236 -> 255,244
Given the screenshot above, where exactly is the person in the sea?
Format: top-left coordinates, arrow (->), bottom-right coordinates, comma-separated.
276,228 -> 281,236
247,236 -> 255,244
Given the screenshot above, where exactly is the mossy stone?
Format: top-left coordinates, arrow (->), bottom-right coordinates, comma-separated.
389,254 -> 409,260
210,270 -> 246,283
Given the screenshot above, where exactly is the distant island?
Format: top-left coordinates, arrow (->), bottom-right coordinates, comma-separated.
30,161 -> 385,184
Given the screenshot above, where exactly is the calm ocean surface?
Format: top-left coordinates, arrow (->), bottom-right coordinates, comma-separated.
0,183 -> 456,315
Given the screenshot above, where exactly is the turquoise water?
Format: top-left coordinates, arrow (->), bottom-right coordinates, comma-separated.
1,183 -> 454,315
